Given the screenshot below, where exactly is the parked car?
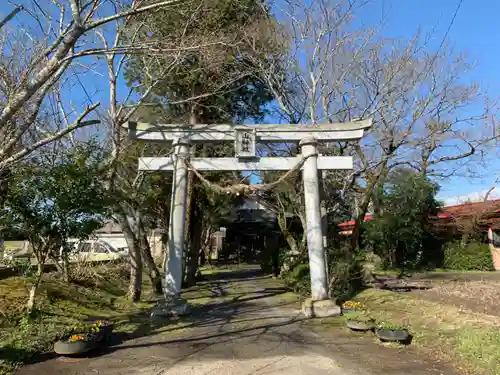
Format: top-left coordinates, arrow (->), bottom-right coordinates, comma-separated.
64,239 -> 127,263
3,239 -> 127,264
3,241 -> 32,261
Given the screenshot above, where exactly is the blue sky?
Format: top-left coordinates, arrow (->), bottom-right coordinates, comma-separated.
356,0 -> 500,202
3,0 -> 498,202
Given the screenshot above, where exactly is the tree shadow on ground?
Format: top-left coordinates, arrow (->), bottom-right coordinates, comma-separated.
50,267 -> 299,360
1,266 -> 297,372
198,267 -> 265,283
77,299 -> 308,364
0,345 -> 59,371
12,266 -> 464,375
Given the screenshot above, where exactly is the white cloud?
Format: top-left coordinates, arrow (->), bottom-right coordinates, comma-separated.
442,188 -> 500,207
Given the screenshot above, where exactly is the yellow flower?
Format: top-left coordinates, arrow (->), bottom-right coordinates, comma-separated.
342,300 -> 364,310
68,334 -> 85,343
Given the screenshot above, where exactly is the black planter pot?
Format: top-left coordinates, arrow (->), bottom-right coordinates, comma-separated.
345,319 -> 376,331
83,320 -> 114,342
376,328 -> 410,343
96,325 -> 114,342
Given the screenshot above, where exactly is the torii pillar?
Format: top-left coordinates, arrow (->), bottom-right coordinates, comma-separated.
300,137 -> 340,317
165,139 -> 190,298
152,138 -> 192,317
300,137 -> 328,300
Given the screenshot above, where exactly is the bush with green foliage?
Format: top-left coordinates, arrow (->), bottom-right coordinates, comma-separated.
281,245 -> 365,299
327,246 -> 365,300
282,262 -> 310,294
363,169 -> 441,271
443,241 -> 494,271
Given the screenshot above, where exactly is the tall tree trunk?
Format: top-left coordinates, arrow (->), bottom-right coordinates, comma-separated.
61,250 -> 70,282
51,253 -> 70,282
278,213 -> 299,254
53,241 -> 70,282
182,109 -> 198,283
200,227 -> 213,264
184,196 -> 203,286
350,178 -> 378,251
0,168 -> 10,262
372,164 -> 389,217
138,221 -> 162,295
116,209 -> 143,302
126,232 -> 142,302
277,213 -> 300,272
27,247 -> 46,315
27,263 -> 43,315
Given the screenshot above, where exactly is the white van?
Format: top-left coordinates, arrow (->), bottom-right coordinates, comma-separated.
64,239 -> 128,263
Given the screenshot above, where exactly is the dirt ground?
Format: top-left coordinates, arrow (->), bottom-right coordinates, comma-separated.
15,267 -> 461,375
375,272 -> 500,317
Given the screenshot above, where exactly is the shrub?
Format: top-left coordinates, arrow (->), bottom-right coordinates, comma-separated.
282,262 -> 310,294
282,246 -> 365,299
443,241 -> 494,271
327,247 -> 364,300
258,246 -> 283,275
362,170 -> 440,271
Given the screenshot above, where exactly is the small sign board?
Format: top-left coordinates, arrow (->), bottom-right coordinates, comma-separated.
234,128 -> 256,158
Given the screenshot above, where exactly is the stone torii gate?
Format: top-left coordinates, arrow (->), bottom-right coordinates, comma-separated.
126,120 -> 371,317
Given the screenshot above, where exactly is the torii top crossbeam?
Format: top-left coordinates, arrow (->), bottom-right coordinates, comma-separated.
125,119 -> 372,143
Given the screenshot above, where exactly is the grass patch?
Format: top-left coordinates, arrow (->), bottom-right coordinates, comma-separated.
456,327 -> 500,373
374,268 -> 498,277
0,263 -> 156,375
0,263 -> 295,375
427,269 -> 497,275
198,265 -> 221,276
355,288 -> 500,375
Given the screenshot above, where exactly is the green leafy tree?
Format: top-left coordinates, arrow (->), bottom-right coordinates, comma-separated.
1,141 -> 111,313
123,0 -> 283,285
124,0 -> 278,124
363,169 -> 441,272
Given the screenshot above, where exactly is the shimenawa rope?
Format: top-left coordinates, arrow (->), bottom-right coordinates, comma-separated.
183,153 -> 317,195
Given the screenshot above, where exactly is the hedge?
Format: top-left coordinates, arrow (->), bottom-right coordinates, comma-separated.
443,241 -> 494,271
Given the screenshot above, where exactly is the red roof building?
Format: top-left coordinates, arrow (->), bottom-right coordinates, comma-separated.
337,200 -> 500,270
338,199 -> 500,233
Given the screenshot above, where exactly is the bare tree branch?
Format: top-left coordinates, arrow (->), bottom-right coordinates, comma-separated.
0,103 -> 100,170
0,5 -> 23,31
87,0 -> 186,31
